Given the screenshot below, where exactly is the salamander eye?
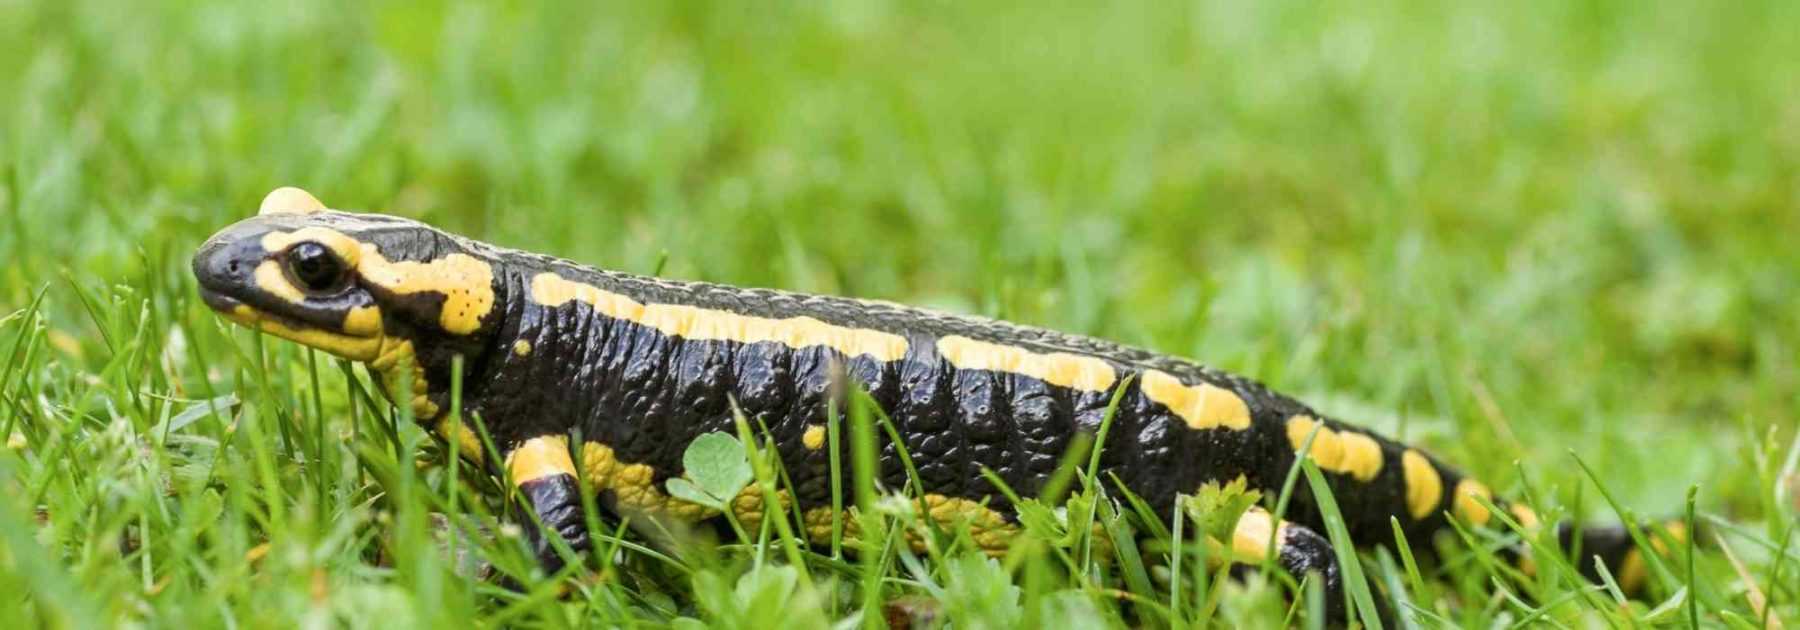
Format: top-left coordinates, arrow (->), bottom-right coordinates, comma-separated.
286,242 -> 348,292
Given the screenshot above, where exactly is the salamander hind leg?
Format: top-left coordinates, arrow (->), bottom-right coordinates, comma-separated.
505,435 -> 592,576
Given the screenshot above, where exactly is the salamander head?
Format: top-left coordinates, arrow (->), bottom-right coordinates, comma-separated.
192,187 -> 505,419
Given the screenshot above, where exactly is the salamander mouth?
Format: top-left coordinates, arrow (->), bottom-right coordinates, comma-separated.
197,287 -> 249,316
198,288 -> 385,362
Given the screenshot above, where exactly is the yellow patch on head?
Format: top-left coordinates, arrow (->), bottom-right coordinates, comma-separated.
221,304 -> 384,361
507,435 -> 576,484
253,260 -> 308,304
1140,370 -> 1252,430
225,305 -> 435,417
258,186 -> 327,215
252,230 -> 382,335
359,248 -> 495,335
531,273 -> 909,361
260,227 -> 364,267
934,336 -> 1116,391
1453,479 -> 1493,526
802,425 -> 826,450
1284,415 -> 1384,482
343,306 -> 382,336
512,339 -> 533,356
1400,449 -> 1442,520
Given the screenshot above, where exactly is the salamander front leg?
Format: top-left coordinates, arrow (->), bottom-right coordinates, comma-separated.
1228,508 -> 1345,622
505,435 -> 591,575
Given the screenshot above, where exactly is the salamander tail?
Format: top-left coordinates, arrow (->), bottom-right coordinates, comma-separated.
1551,519 -> 1690,596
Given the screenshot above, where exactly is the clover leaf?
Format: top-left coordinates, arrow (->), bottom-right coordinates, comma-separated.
665,432 -> 754,509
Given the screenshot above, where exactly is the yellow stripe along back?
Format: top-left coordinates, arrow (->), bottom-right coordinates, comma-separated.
531,271 -> 1258,434
531,272 -> 911,361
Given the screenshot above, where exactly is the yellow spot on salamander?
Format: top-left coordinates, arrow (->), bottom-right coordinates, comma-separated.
367,337 -> 438,420
730,488 -> 789,533
1453,479 -> 1493,526
579,441 -> 715,521
253,260 -> 307,304
258,186 -> 327,215
1228,508 -> 1289,563
512,339 -> 532,357
1509,503 -> 1545,576
1509,504 -> 1541,530
531,272 -> 908,361
343,306 -> 382,336
260,227 -> 365,267
217,289 -> 431,418
255,230 -> 491,339
435,416 -> 485,465
1285,415 -> 1384,482
223,304 -> 384,362
1140,370 -> 1251,430
507,435 -> 576,484
1663,520 -> 1688,544
935,335 -> 1116,391
360,249 -> 495,336
1401,450 -> 1442,520
801,495 -> 1018,555
256,228 -> 385,334
802,425 -> 826,450
1615,522 -> 1684,594
920,494 -> 1018,553
1617,549 -> 1647,593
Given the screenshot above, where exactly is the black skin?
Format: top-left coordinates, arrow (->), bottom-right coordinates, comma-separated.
518,475 -> 587,575
1229,526 -> 1345,621
467,258 -> 1476,574
470,258 -> 1397,612
193,211 -> 1648,618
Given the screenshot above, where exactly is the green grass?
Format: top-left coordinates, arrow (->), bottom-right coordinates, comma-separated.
2,0 -> 1798,626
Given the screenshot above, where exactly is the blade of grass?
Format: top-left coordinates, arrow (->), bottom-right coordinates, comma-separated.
1300,460 -> 1383,629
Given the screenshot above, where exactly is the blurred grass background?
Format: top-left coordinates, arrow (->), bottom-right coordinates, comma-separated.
1,0 -> 1796,626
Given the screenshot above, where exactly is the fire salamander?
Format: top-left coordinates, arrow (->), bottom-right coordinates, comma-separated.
194,187 -> 1677,607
